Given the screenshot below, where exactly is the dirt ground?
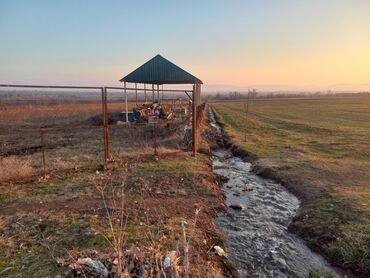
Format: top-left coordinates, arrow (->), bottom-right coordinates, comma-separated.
0,145 -> 234,277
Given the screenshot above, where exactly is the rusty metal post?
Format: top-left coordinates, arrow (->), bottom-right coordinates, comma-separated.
40,129 -> 46,177
192,85 -> 197,157
102,87 -> 109,162
104,88 -> 109,161
101,88 -> 106,161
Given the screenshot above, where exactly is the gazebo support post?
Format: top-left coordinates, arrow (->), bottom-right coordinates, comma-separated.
161,84 -> 164,102
192,85 -> 197,157
135,83 -> 138,106
124,82 -> 128,123
157,84 -> 160,101
152,84 -> 155,102
144,84 -> 147,103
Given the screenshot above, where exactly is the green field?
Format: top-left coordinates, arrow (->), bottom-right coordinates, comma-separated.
211,95 -> 370,277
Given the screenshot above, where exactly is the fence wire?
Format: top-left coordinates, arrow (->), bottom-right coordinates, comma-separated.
0,85 -> 201,182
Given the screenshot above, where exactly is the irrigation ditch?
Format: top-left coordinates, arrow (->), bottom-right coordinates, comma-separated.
207,106 -> 344,277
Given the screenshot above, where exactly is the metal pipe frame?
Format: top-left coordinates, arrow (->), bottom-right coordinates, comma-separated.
124,82 -> 129,123
135,83 -> 138,106
103,86 -> 193,93
152,84 -> 155,101
0,84 -> 194,93
192,85 -> 197,157
144,84 -> 147,103
1,82 -> 201,162
102,87 -> 109,161
0,84 -> 102,90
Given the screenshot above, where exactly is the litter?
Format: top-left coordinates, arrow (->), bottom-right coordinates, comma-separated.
163,256 -> 171,267
119,101 -> 175,123
213,246 -> 227,257
76,258 -> 109,277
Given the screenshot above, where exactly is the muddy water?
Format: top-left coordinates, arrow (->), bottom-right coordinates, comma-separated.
209,108 -> 342,277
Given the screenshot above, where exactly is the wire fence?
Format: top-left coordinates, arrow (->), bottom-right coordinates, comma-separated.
0,84 -> 203,182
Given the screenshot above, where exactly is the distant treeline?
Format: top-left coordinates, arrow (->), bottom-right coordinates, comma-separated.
204,90 -> 370,100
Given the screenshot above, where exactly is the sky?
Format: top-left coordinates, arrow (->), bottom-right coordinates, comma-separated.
0,0 -> 369,92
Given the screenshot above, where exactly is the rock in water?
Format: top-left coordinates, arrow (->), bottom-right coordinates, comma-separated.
229,203 -> 244,210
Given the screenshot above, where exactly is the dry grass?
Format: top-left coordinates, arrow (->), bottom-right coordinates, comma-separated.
0,99 -> 189,182
0,98 -> 223,276
0,156 -> 36,181
0,151 -> 228,277
0,100 -> 185,129
0,102 -> 132,129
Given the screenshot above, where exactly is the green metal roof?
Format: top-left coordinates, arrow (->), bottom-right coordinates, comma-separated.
119,54 -> 203,85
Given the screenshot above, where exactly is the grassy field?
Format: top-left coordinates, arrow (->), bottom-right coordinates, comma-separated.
211,95 -> 370,277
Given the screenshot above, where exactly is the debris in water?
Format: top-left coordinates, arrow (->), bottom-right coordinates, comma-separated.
229,203 -> 244,210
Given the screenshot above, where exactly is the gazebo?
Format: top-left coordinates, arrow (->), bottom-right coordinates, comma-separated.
119,54 -> 202,156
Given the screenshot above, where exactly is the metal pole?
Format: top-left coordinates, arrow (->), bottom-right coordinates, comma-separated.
101,88 -> 106,161
192,85 -> 197,157
144,83 -> 147,103
40,129 -> 46,177
157,84 -> 160,101
198,84 -> 202,124
102,88 -> 109,162
152,84 -> 155,102
161,84 -> 164,102
104,88 -> 109,161
135,83 -> 138,106
124,82 -> 128,123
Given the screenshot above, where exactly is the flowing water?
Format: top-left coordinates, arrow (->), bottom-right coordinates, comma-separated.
209,108 -> 343,278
